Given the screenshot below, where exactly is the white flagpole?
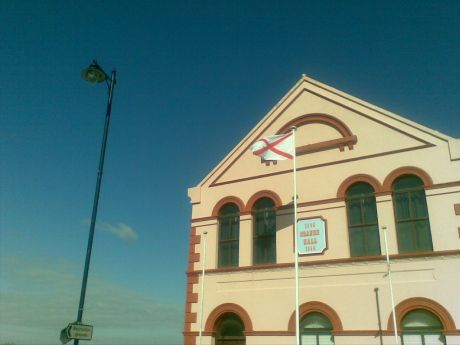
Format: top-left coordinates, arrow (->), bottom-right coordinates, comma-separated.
383,226 -> 399,345
291,126 -> 300,345
198,231 -> 208,345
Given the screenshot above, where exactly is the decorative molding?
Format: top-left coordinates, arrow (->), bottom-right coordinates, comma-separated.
275,113 -> 358,155
287,301 -> 343,332
244,190 -> 283,211
186,250 -> 460,275
382,166 -> 433,191
387,297 -> 457,332
211,196 -> 245,217
204,303 -> 254,333
211,145 -> 432,187
336,174 -> 383,198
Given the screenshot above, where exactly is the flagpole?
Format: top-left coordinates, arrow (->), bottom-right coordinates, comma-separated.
291,126 -> 300,345
383,226 -> 399,345
198,231 -> 208,345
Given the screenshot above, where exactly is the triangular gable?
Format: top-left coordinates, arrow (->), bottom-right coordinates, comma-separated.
197,75 -> 453,188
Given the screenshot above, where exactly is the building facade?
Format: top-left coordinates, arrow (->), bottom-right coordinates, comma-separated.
184,76 -> 460,345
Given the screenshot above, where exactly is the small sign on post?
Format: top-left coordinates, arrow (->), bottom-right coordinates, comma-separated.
297,217 -> 327,255
60,322 -> 93,344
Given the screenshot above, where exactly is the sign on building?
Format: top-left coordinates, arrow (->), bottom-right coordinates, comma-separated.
297,217 -> 327,255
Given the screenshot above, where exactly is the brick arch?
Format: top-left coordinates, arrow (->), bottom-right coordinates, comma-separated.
204,303 -> 253,333
336,174 -> 383,198
382,166 -> 433,192
288,301 -> 343,332
387,297 -> 457,332
211,196 -> 245,217
244,190 -> 283,212
276,113 -> 357,154
277,113 -> 353,138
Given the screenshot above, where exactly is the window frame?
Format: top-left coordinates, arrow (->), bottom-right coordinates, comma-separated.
392,175 -> 433,254
252,197 -> 277,265
345,182 -> 381,257
218,203 -> 240,268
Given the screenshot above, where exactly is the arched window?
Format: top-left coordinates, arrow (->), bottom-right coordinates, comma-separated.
215,313 -> 246,345
392,175 -> 433,253
401,309 -> 445,345
218,203 -> 240,268
252,198 -> 276,265
301,312 -> 334,345
346,182 -> 381,257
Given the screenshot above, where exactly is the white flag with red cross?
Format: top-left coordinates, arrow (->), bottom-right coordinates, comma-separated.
250,132 -> 295,161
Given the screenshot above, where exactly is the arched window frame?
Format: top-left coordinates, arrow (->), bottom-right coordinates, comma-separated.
300,312 -> 335,345
214,312 -> 246,345
218,203 -> 240,268
391,175 -> 433,254
401,309 -> 446,345
345,182 -> 381,257
252,197 -> 276,265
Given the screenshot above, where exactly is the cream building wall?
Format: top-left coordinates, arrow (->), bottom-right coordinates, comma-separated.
183,76 -> 460,345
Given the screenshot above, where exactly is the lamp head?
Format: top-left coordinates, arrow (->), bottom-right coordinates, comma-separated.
82,61 -> 107,83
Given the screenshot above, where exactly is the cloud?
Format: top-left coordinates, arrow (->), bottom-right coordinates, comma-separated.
0,256 -> 183,344
98,222 -> 139,241
83,220 -> 139,241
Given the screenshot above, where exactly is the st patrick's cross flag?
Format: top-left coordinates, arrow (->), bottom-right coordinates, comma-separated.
251,132 -> 294,161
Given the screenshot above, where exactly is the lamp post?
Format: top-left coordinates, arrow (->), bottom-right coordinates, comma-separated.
74,61 -> 116,345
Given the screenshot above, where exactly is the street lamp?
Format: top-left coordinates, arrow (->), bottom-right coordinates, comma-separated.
74,61 -> 116,345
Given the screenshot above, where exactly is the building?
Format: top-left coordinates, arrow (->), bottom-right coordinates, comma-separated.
183,75 -> 460,345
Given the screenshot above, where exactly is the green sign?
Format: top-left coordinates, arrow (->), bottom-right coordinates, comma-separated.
297,218 -> 327,255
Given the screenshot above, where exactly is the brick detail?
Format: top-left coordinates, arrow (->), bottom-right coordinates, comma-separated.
185,312 -> 197,323
454,203 -> 460,215
183,227 -> 201,344
189,252 -> 200,263
183,334 -> 197,345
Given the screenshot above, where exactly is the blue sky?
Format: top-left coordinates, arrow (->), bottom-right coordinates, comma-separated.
1,1 -> 459,344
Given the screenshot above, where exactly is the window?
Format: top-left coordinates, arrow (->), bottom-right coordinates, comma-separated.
346,182 -> 381,257
301,312 -> 334,345
252,198 -> 276,264
392,175 -> 433,253
401,309 -> 445,345
218,203 -> 240,267
215,313 -> 246,345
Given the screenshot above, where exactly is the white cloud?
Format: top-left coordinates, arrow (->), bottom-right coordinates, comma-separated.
97,222 -> 139,241
82,220 -> 139,241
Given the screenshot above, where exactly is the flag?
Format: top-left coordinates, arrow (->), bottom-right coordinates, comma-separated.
250,132 -> 294,160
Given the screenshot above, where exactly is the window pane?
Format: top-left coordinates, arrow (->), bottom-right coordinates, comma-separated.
415,220 -> 433,251
301,335 -> 317,345
231,241 -> 239,266
411,191 -> 428,218
318,334 -> 334,345
424,334 -> 445,345
362,197 -> 378,224
220,219 -> 230,240
394,193 -> 410,220
403,334 -> 422,345
348,199 -> 362,226
349,227 -> 365,256
402,309 -> 443,329
219,244 -> 229,267
230,217 -> 239,240
393,175 -> 423,190
253,199 -> 276,265
364,225 -> 381,255
346,182 -> 374,196
397,222 -> 414,253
